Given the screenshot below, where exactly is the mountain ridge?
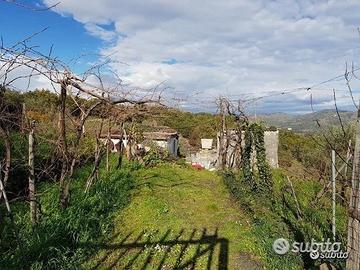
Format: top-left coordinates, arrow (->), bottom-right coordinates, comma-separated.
257,109 -> 357,132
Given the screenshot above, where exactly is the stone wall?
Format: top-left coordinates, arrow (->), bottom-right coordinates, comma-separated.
187,130 -> 279,170
215,130 -> 279,168
264,131 -> 279,168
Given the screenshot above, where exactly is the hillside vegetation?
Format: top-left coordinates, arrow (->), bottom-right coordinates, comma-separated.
0,89 -> 355,269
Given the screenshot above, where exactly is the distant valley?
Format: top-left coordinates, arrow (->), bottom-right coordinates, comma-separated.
257,110 -> 357,132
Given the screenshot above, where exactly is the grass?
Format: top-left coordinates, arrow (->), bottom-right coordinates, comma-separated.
84,162 -> 284,269
2,155 -> 346,269
0,157 -> 136,270
223,168 -> 348,269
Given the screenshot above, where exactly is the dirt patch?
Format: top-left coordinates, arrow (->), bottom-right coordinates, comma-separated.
235,252 -> 263,270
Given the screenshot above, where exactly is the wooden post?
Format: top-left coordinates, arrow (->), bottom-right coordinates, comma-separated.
85,120 -> 104,192
341,140 -> 352,205
106,118 -> 111,172
58,82 -> 69,210
347,107 -> 360,270
0,126 -> 11,188
286,176 -> 302,220
28,120 -> 37,224
124,128 -> 132,161
21,103 -> 25,133
218,98 -> 228,169
332,150 -> 336,241
0,163 -> 12,218
221,98 -> 226,169
116,123 -> 124,169
345,140 -> 352,178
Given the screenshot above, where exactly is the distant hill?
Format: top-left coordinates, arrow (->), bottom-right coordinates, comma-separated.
151,106 -> 357,135
257,110 -> 357,132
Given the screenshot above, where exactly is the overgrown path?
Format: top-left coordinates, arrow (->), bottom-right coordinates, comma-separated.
85,164 -> 263,269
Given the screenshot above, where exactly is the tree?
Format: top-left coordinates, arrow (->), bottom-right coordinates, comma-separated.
0,36 -> 164,210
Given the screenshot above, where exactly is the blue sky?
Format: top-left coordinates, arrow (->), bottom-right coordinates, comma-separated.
2,0 -> 360,114
0,0 -> 101,72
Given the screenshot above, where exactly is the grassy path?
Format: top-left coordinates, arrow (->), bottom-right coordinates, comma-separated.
85,164 -> 263,269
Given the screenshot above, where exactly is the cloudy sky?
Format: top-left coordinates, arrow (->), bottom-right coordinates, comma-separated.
2,0 -> 360,114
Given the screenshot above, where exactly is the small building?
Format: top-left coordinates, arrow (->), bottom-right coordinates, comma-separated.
99,129 -> 179,157
99,134 -> 124,153
143,131 -> 179,157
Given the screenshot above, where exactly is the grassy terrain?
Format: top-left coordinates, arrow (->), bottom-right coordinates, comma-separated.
84,163 -> 300,269
1,154 -> 347,269
0,158 -> 136,269
223,169 -> 348,269
1,89 -> 351,269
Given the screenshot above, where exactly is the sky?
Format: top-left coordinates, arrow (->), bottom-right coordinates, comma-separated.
1,0 -> 360,114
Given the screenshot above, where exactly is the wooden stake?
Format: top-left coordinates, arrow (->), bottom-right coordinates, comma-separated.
106,118 -> 111,172
332,150 -> 336,241
347,106 -> 360,270
286,176 -> 302,220
28,120 -> 37,224
0,163 -> 11,217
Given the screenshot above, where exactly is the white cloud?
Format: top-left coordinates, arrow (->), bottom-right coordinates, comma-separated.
0,63 -> 58,93
83,23 -> 116,41
43,0 -> 360,113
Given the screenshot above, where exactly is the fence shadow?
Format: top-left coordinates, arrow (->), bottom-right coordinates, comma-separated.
82,228 -> 229,270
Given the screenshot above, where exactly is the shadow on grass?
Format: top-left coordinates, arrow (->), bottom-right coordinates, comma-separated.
81,228 -> 229,270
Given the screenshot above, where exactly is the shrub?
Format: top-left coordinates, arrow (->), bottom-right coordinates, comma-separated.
0,164 -> 135,269
223,169 -> 347,269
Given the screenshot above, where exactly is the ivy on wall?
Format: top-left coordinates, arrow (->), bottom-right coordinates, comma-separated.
243,126 -> 253,187
242,123 -> 273,193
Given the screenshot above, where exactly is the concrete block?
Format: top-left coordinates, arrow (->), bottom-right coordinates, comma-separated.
201,139 -> 213,149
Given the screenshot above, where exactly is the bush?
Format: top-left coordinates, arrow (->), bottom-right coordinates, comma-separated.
223,170 -> 300,268
0,164 -> 135,269
142,143 -> 171,167
223,169 -> 347,269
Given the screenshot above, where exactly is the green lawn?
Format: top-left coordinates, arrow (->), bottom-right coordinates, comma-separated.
83,164 -> 264,269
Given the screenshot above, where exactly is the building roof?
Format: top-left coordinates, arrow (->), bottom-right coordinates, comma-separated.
143,131 -> 178,140
99,131 -> 178,141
